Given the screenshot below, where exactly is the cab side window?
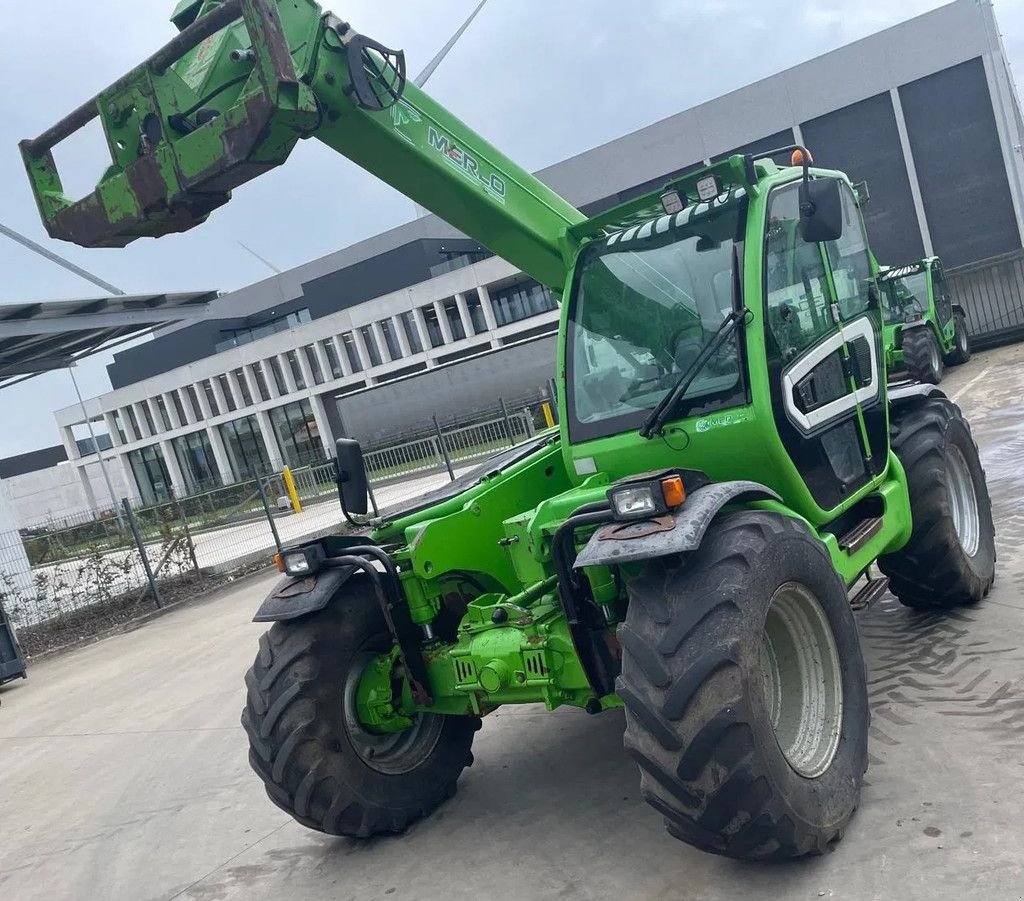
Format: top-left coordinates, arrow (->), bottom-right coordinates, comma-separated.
825,183 -> 874,321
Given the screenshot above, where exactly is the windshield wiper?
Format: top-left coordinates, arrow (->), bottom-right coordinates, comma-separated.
639,306 -> 749,439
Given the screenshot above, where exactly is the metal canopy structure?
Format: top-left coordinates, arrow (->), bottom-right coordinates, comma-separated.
0,291 -> 217,387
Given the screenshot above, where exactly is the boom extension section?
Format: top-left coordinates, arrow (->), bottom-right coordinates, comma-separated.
20,0 -> 584,289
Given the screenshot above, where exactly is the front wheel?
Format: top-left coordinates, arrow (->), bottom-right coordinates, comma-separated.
241,578 -> 479,837
879,396 -> 995,608
903,326 -> 944,384
617,512 -> 868,861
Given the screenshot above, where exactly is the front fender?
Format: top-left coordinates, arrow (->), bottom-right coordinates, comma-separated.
573,480 -> 780,568
252,565 -> 357,623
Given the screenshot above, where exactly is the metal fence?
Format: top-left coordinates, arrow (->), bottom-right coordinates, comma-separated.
948,249 -> 1024,347
0,396 -> 554,653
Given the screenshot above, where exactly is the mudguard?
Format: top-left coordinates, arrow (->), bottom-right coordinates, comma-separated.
252,565 -> 357,623
573,480 -> 780,569
887,381 -> 945,407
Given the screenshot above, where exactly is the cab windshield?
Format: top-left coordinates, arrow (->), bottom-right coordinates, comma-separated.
881,271 -> 929,324
566,197 -> 747,441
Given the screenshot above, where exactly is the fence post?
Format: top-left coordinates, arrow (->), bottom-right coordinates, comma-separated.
432,414 -> 456,481
499,397 -> 516,446
122,498 -> 163,609
170,488 -> 200,574
256,477 -> 283,554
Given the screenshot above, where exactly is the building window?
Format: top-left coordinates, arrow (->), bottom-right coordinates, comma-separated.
304,346 -> 325,385
155,396 -> 173,431
420,305 -> 445,348
185,385 -> 203,422
465,293 -> 488,334
128,444 -> 171,506
490,280 -> 557,327
443,299 -> 467,341
140,402 -> 157,436
171,391 -> 188,427
428,245 -> 489,278
378,319 -> 403,361
202,380 -> 220,416
322,338 -> 344,379
341,332 -> 363,372
268,357 -> 288,395
399,311 -> 423,354
172,430 -> 221,491
251,363 -> 271,402
286,350 -> 306,390
269,399 -> 324,467
359,326 -> 382,366
233,369 -> 254,406
215,374 -> 236,412
112,410 -> 128,444
219,415 -> 271,479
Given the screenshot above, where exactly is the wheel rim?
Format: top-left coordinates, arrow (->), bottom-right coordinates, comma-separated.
759,582 -> 844,779
958,327 -> 968,355
342,651 -> 444,775
947,444 -> 981,557
928,339 -> 941,376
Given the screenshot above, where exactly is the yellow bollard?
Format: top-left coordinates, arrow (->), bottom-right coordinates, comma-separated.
282,466 -> 302,514
541,402 -> 555,429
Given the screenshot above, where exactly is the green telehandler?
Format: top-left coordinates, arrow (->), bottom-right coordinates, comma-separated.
22,0 -> 997,861
879,257 -> 972,384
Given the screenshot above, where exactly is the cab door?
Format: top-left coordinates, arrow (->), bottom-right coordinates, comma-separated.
763,178 -> 885,512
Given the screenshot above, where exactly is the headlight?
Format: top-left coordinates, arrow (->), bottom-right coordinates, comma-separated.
276,544 -> 325,576
607,474 -> 687,522
610,486 -> 659,519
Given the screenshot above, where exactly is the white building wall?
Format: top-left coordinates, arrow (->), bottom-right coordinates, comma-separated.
2,458 -> 133,528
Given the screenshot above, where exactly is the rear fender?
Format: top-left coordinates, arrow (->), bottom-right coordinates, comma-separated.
573,480 -> 780,569
252,565 -> 357,623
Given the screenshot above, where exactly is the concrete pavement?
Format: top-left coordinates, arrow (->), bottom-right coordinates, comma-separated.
2,345 -> 1023,900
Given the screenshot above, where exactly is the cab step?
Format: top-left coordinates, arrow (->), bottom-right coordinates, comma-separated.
850,575 -> 889,611
838,516 -> 884,554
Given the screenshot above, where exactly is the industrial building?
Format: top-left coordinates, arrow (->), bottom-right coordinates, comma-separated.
22,0 -> 1024,516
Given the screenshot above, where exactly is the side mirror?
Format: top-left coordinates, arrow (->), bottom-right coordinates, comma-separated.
799,178 -> 844,244
335,438 -> 368,516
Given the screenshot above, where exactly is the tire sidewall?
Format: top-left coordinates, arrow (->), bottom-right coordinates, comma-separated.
733,526 -> 868,831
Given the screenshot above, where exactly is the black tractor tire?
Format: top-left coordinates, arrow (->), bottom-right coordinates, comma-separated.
879,396 -> 995,609
241,577 -> 479,837
618,512 -> 868,861
902,326 -> 944,384
945,311 -> 972,365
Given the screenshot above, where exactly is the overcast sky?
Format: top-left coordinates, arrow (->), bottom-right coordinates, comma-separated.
2,0 -> 1024,456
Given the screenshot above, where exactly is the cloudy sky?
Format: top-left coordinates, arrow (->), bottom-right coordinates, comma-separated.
2,0 -> 1023,455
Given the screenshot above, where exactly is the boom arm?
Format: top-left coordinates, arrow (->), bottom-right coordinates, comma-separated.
20,0 -> 584,290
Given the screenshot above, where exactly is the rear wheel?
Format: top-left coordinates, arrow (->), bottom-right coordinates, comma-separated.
880,397 -> 995,608
241,577 -> 479,836
945,311 -> 972,365
903,326 -> 944,384
618,512 -> 868,861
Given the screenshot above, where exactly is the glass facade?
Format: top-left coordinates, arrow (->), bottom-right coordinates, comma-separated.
286,350 -> 306,390
304,346 -> 325,384
233,368 -> 254,406
268,399 -> 324,467
268,357 -> 288,395
219,415 -> 271,479
128,444 -> 172,506
184,385 -> 203,422
140,402 -> 157,436
202,380 -> 220,416
465,293 -> 488,334
490,281 -> 557,327
322,338 -> 344,379
217,374 -> 237,412
443,299 -> 467,341
155,396 -> 172,431
379,319 -> 402,361
399,311 -> 423,353
112,410 -> 128,444
172,430 -> 221,491
251,363 -> 271,402
359,326 -> 382,366
215,308 -> 312,352
421,305 -> 445,348
125,406 -> 141,441
171,391 -> 188,428
341,332 -> 363,372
